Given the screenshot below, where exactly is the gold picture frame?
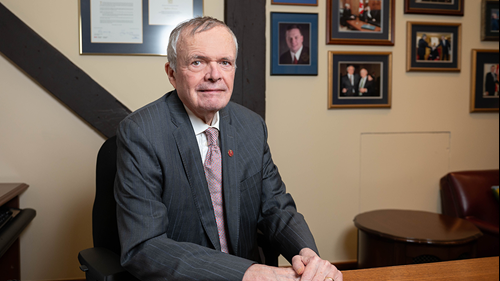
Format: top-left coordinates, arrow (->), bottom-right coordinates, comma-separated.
470,49 -> 499,113
481,0 -> 500,41
328,51 -> 392,109
407,22 -> 461,72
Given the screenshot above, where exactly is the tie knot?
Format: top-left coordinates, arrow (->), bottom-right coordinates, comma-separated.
205,127 -> 219,146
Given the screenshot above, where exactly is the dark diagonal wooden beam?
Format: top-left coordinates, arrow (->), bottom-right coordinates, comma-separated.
0,3 -> 131,138
225,0 -> 266,120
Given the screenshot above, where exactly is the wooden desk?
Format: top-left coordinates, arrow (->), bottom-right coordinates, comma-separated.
354,210 -> 482,268
0,183 -> 36,281
346,20 -> 381,32
342,256 -> 499,280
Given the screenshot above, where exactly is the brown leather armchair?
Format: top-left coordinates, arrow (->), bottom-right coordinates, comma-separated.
440,170 -> 499,258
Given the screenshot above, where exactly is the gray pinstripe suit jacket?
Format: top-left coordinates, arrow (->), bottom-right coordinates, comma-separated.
114,91 -> 318,280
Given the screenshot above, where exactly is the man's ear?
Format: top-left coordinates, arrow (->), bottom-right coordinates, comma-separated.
165,62 -> 177,89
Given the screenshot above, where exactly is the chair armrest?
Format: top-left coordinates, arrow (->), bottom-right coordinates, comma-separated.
78,247 -> 139,281
465,216 -> 500,236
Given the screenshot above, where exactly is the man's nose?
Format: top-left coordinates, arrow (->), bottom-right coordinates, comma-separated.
205,62 -> 221,82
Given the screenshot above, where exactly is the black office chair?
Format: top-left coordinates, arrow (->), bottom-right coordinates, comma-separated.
78,136 -> 280,280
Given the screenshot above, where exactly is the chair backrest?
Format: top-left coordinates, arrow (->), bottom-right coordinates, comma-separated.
92,136 -> 121,255
440,170 -> 499,225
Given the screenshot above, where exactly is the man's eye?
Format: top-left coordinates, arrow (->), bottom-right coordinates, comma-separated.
221,61 -> 230,66
192,61 -> 201,66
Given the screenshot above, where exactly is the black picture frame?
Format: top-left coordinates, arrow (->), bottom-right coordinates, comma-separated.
271,12 -> 319,76
470,49 -> 500,113
404,0 -> 464,16
328,52 -> 392,109
327,0 -> 395,46
79,0 -> 203,56
482,0 -> 500,41
407,22 -> 461,72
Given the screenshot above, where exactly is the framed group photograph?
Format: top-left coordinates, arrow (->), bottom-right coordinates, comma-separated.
271,0 -> 318,6
327,0 -> 395,46
404,0 -> 464,16
328,52 -> 392,109
470,50 -> 499,113
271,13 -> 319,76
481,0 -> 499,41
79,0 -> 203,55
407,22 -> 461,72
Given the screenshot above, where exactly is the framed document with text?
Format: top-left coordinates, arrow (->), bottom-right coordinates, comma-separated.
79,0 -> 203,55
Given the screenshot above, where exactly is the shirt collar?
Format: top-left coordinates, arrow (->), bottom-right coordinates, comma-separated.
184,105 -> 220,136
291,45 -> 304,60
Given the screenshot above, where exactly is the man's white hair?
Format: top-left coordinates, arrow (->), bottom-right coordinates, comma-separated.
167,17 -> 239,72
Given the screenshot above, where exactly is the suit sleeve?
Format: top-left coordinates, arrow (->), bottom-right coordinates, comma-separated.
256,120 -> 319,262
115,118 -> 254,281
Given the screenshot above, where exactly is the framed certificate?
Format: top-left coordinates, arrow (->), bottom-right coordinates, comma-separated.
79,0 -> 203,55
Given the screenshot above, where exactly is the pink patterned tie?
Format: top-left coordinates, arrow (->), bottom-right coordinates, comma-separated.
204,127 -> 229,253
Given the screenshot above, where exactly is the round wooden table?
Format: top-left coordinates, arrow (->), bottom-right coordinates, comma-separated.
354,209 -> 483,269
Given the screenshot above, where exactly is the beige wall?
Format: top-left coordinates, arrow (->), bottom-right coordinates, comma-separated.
0,0 -> 498,279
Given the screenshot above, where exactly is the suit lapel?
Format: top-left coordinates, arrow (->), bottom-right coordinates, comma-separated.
219,106 -> 241,256
167,92 -> 221,251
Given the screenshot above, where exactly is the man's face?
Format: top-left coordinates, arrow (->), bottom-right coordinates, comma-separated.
347,66 -> 355,75
360,69 -> 368,78
166,26 -> 236,121
286,28 -> 304,54
492,65 -> 497,73
441,36 -> 445,40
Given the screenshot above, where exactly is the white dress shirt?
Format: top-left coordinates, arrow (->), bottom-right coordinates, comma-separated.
290,45 -> 304,63
184,106 -> 220,165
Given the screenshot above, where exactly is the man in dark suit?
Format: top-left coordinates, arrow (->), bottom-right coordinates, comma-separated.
340,3 -> 356,27
492,12 -> 499,32
438,36 -> 451,61
279,25 -> 310,65
115,17 -> 343,281
418,34 -> 432,61
485,64 -> 499,96
358,68 -> 374,96
341,65 -> 360,96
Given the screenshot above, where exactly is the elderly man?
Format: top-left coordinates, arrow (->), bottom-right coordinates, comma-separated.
358,68 -> 374,96
341,65 -> 360,96
115,17 -> 342,281
485,64 -> 499,96
279,25 -> 310,65
437,35 -> 451,61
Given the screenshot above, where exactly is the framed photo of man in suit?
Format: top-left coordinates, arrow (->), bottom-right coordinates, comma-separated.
271,12 -> 318,75
407,22 -> 461,72
471,49 -> 499,113
328,52 -> 392,109
481,0 -> 500,41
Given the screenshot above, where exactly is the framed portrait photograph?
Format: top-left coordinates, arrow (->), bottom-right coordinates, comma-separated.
482,0 -> 500,41
328,52 -> 392,109
271,0 -> 318,6
271,13 -> 318,76
407,22 -> 461,72
327,0 -> 395,46
470,50 -> 499,113
79,0 -> 203,55
404,0 -> 464,16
